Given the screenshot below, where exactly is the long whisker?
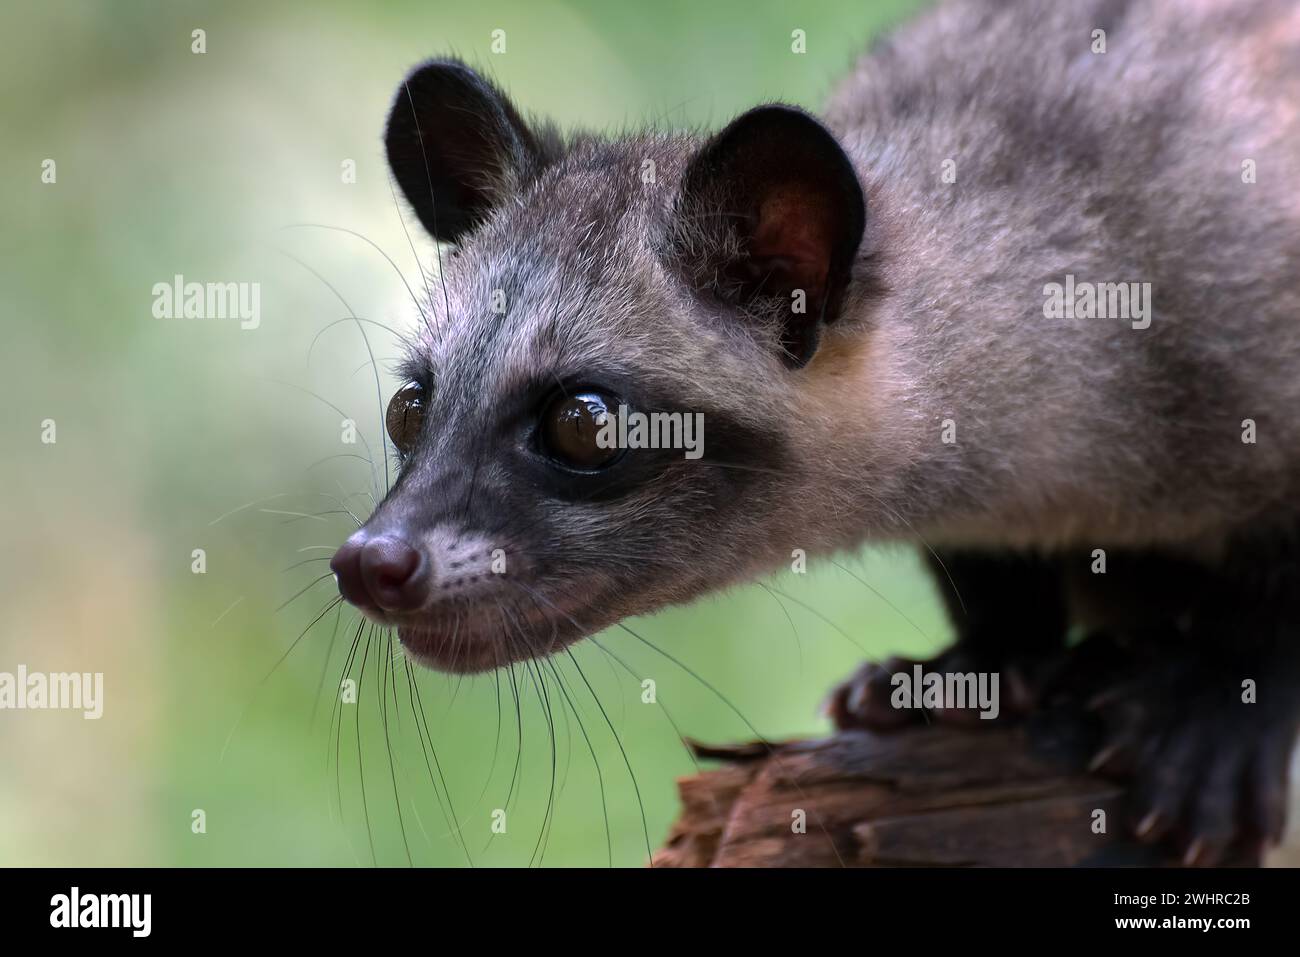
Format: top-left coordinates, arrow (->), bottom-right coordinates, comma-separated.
280,222 -> 435,341
542,655 -> 613,868
405,660 -> 475,866
518,653 -> 558,868
279,249 -> 391,497
757,582 -> 873,658
562,646 -> 654,866
828,557 -> 936,644
209,596 -> 244,628
386,174 -> 441,348
220,594 -> 344,765
307,315 -> 408,368
275,572 -> 336,614
411,664 -> 472,854
355,626 -> 378,866
254,378 -> 382,501
506,581 -> 702,782
377,625 -> 414,866
609,620 -> 848,865
329,616 -> 366,827
474,668 -> 505,809
309,603 -> 347,729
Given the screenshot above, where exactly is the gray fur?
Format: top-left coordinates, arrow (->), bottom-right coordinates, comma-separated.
824,0 -> 1300,553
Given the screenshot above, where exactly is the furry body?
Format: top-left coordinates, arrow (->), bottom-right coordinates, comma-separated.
333,0 -> 1300,862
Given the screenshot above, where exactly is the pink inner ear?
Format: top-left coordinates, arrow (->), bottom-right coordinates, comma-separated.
751,189 -> 831,292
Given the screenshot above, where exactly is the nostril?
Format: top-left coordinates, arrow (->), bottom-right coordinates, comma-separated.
359,536 -> 427,612
330,537 -> 372,608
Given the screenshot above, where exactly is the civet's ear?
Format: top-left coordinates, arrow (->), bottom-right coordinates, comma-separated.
384,59 -> 556,243
672,105 -> 866,368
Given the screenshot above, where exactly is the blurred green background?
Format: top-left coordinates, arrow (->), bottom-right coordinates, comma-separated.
0,0 -> 936,866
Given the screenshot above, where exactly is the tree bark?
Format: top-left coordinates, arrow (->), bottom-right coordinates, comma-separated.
653,723 -> 1259,867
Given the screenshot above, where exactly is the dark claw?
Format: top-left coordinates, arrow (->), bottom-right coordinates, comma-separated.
1078,642 -> 1298,866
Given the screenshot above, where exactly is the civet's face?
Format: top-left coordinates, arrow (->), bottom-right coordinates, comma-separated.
329,60 -> 865,672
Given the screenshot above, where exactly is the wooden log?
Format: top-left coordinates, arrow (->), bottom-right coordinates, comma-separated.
653,722 -> 1260,867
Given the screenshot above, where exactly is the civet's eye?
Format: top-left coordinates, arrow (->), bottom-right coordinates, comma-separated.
541,391 -> 623,470
385,381 -> 427,454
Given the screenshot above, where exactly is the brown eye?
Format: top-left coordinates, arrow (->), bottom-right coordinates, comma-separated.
542,391 -> 622,470
386,381 -> 427,454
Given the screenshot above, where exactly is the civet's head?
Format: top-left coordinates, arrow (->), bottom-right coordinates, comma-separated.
331,60 -> 867,672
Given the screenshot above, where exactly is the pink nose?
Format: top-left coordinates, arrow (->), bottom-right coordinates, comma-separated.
330,534 -> 428,612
